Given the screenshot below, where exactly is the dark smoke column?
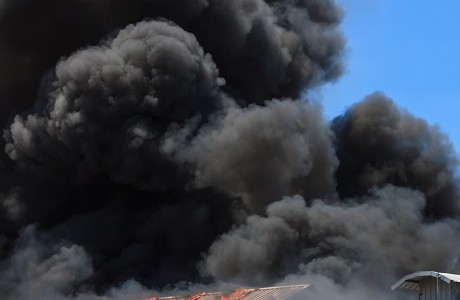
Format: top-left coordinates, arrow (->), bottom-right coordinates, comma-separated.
0,0 -> 345,294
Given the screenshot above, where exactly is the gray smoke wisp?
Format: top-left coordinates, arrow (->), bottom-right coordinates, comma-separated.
0,1 -> 458,300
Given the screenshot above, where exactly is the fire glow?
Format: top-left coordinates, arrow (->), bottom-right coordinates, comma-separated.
143,285 -> 311,300
220,288 -> 254,300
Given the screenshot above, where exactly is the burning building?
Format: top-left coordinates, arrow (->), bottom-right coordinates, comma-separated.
0,0 -> 459,300
392,271 -> 460,300
147,285 -> 313,300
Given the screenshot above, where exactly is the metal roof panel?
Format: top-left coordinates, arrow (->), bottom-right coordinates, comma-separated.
392,271 -> 460,291
151,284 -> 312,300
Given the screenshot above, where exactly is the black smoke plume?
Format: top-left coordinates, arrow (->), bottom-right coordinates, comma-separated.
0,1 -> 458,300
333,93 -> 460,218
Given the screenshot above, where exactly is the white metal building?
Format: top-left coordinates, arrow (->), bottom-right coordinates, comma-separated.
392,271 -> 460,300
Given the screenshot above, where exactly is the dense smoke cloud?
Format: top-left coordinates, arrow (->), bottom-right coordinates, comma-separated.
0,226 -> 93,299
5,20 -> 225,189
0,0 -> 458,300
333,93 -> 460,218
202,186 -> 460,289
0,0 -> 343,126
163,99 -> 337,214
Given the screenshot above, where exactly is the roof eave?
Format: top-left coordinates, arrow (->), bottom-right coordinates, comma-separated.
392,271 -> 456,291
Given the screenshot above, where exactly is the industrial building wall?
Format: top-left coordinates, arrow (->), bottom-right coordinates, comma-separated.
419,278 -> 460,300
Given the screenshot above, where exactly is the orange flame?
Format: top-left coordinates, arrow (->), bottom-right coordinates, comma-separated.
187,292 -> 207,300
220,288 -> 255,300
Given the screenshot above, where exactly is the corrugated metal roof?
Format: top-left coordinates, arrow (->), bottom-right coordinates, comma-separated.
154,292 -> 223,300
242,285 -> 311,300
149,284 -> 312,300
439,272 -> 460,283
392,271 -> 460,291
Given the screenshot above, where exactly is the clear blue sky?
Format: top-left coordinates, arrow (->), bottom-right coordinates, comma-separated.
317,0 -> 460,153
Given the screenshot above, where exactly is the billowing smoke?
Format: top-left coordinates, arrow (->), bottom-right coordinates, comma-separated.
333,93 -> 460,217
163,99 -> 338,214
0,0 -> 458,299
203,186 -> 460,296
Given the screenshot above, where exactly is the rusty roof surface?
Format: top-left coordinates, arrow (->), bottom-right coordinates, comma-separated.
152,284 -> 312,300
241,285 -> 311,300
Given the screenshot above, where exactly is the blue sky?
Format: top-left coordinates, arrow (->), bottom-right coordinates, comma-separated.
316,1 -> 460,153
